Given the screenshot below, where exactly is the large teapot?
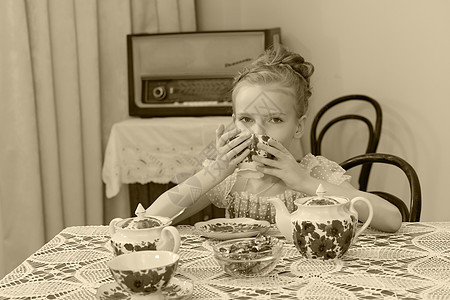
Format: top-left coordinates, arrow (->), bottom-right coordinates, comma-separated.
109,204 -> 181,256
269,184 -> 373,260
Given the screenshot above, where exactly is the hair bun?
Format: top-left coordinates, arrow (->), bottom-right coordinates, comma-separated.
293,61 -> 314,83
272,46 -> 314,82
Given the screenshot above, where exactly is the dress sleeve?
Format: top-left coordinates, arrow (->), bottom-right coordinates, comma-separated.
202,159 -> 237,208
299,153 -> 351,185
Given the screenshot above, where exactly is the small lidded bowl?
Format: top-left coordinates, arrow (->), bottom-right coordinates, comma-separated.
109,204 -> 181,255
212,235 -> 283,277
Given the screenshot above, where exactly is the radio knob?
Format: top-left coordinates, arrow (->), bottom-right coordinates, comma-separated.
152,86 -> 167,100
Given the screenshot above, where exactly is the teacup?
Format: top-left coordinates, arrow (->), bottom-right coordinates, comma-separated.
107,250 -> 179,300
238,134 -> 274,178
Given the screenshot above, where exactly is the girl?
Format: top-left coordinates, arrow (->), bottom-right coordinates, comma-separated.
146,45 -> 402,233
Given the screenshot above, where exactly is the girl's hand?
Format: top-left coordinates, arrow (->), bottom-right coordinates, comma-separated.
252,139 -> 309,191
213,124 -> 252,178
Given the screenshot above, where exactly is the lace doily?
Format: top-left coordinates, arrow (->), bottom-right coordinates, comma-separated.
1,223 -> 450,299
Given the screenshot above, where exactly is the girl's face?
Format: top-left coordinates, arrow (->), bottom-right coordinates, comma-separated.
233,84 -> 305,150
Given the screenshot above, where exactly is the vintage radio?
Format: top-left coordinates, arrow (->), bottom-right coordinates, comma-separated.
127,28 -> 281,117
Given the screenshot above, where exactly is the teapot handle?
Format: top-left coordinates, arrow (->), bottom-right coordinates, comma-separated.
159,226 -> 181,253
109,218 -> 123,235
350,197 -> 373,239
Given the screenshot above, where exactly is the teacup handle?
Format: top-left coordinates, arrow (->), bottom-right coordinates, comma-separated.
350,196 -> 373,239
109,218 -> 123,235
159,226 -> 181,253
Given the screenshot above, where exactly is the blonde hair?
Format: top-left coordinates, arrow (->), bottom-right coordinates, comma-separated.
232,45 -> 314,117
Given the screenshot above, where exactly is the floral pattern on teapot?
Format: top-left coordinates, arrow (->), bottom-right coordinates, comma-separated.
293,217 -> 357,260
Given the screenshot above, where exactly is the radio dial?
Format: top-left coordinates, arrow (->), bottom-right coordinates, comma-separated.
152,86 -> 167,100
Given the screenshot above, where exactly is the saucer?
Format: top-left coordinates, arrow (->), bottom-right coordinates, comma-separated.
96,277 -> 193,300
194,218 -> 270,240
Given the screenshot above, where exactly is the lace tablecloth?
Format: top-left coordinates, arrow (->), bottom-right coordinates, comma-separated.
102,117 -> 232,198
1,223 -> 450,299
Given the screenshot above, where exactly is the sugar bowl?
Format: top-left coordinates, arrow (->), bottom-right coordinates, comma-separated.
109,204 -> 180,256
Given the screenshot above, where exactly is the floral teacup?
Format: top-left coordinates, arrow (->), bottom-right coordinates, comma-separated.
238,134 -> 274,178
107,250 -> 179,300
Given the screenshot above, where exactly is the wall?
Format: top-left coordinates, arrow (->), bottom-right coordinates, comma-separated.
196,0 -> 450,221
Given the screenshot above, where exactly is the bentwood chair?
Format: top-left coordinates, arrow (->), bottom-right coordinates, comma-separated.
311,95 -> 382,192
340,153 -> 422,222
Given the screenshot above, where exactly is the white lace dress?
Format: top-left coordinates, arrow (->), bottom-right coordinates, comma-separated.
205,153 -> 351,224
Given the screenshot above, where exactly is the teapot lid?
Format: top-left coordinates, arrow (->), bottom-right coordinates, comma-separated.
116,203 -> 166,229
302,184 -> 342,206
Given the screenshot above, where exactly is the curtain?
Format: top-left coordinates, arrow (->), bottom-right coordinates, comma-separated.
0,0 -> 195,278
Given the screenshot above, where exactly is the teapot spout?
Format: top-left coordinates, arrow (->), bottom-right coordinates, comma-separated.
268,197 -> 293,242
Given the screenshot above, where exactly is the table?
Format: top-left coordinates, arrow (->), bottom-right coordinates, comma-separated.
1,223 -> 450,299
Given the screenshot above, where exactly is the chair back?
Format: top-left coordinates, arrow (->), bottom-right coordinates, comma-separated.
340,153 -> 422,222
311,94 -> 382,191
